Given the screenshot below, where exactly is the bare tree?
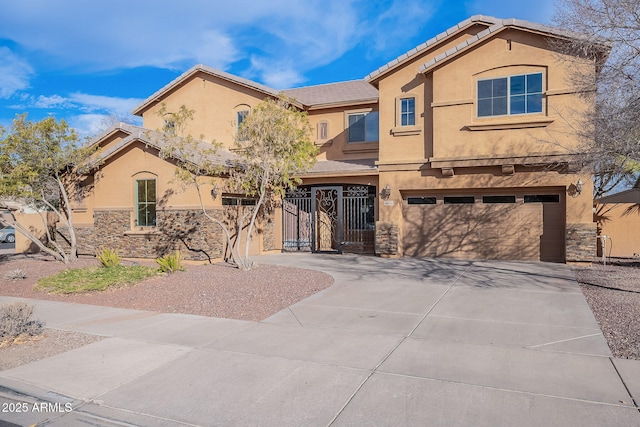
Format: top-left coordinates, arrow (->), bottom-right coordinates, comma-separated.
553,0 -> 640,198
155,98 -> 316,270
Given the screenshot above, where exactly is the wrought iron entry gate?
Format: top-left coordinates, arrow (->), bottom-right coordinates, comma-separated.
283,185 -> 375,254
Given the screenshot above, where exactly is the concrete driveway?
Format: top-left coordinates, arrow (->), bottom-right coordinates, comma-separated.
1,253 -> 639,426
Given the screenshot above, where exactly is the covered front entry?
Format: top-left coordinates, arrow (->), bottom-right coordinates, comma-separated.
283,185 -> 375,254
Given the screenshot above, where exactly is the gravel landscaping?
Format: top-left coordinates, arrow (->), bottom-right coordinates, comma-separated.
573,259 -> 640,360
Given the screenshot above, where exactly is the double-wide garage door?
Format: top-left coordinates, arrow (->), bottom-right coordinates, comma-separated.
402,190 -> 565,262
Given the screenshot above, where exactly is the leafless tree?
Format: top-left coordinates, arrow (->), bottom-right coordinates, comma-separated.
553,0 -> 640,198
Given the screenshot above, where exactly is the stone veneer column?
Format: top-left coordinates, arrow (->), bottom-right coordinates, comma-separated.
566,223 -> 596,262
375,221 -> 399,256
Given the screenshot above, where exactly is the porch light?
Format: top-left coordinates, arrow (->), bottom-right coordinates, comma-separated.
380,184 -> 391,199
576,179 -> 583,195
211,182 -> 220,200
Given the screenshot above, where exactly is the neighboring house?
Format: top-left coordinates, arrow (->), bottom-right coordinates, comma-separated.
69,15 -> 601,263
595,187 -> 640,258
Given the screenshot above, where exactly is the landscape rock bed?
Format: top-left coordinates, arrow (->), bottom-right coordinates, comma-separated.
574,260 -> 640,360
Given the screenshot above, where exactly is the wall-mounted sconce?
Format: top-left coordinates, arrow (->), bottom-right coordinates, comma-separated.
211,182 -> 220,200
380,184 -> 391,199
576,179 -> 583,195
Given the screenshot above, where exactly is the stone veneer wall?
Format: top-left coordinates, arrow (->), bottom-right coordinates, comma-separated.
375,221 -> 398,256
262,215 -> 276,251
566,223 -> 596,262
57,207 -> 274,261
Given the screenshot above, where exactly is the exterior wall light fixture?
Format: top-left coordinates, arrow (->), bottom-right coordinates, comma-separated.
576,179 -> 583,195
211,182 -> 220,200
380,184 -> 391,199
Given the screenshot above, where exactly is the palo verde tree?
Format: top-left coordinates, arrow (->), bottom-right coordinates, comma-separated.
155,104 -> 242,266
157,96 -> 316,270
0,114 -> 95,263
232,96 -> 317,268
553,0 -> 640,198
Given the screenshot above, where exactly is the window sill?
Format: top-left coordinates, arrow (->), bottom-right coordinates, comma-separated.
124,229 -> 159,236
391,126 -> 422,136
464,118 -> 554,131
314,139 -> 333,147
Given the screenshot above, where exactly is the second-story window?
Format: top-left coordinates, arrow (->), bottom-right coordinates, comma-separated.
400,98 -> 415,126
477,72 -> 543,117
348,111 -> 379,143
318,121 -> 328,140
236,110 -> 249,140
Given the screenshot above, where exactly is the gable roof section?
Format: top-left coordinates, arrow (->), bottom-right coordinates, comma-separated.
132,64 -> 283,116
282,80 -> 378,109
87,123 -> 237,170
365,15 -> 500,83
418,17 -> 606,74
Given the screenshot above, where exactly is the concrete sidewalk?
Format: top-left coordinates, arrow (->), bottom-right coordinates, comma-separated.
1,254 -> 639,426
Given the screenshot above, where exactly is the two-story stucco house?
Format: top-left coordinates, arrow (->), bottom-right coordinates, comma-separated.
69,15 -> 599,263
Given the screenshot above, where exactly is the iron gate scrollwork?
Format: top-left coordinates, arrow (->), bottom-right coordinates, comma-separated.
283,185 -> 375,254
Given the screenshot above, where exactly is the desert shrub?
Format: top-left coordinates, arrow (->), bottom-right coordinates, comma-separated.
96,247 -> 121,268
4,269 -> 27,281
0,302 -> 44,339
156,251 -> 185,274
36,265 -> 159,294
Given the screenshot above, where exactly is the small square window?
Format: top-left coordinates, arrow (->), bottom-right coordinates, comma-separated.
400,98 -> 415,126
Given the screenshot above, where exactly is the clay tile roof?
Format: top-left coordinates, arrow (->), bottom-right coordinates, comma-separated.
282,80 -> 378,108
88,123 -> 237,170
364,15 -> 501,82
418,17 -> 609,74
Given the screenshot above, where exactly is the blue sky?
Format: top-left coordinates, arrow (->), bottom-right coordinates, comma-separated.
0,0 -> 555,138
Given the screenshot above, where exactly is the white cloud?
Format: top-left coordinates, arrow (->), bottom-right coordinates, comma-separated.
34,94 -> 70,108
0,1 -> 368,87
68,93 -> 143,117
11,92 -> 143,127
0,47 -> 34,98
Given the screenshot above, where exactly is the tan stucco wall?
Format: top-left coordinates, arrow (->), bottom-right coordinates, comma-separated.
597,203 -> 640,258
14,212 -> 47,254
141,73 -> 269,150
308,105 -> 379,162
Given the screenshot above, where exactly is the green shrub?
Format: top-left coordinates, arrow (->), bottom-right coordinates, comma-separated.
0,302 -> 44,339
4,269 -> 27,281
156,251 -> 185,274
96,247 -> 121,268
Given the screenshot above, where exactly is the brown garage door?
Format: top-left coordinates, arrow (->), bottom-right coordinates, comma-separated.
401,190 -> 565,262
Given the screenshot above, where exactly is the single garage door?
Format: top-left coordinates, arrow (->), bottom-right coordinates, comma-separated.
401,190 -> 565,262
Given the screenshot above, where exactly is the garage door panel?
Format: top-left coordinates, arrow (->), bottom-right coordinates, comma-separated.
402,191 -> 564,262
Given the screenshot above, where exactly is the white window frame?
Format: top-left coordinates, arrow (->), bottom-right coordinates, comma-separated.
400,97 -> 416,126
477,72 -> 543,118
